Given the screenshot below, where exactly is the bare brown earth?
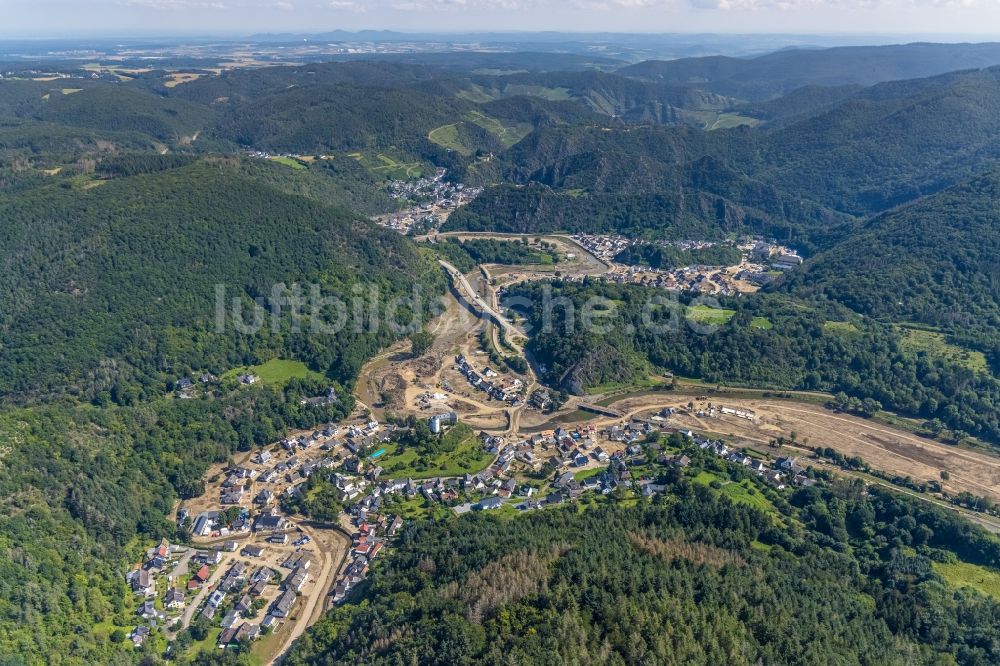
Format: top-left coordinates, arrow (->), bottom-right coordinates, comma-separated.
602,393 -> 1000,503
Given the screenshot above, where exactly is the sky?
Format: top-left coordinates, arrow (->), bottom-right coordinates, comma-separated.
1,0 -> 1000,39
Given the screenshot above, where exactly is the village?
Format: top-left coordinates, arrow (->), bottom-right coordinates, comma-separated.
375,168 -> 483,235
130,381 -> 824,660
570,233 -> 803,295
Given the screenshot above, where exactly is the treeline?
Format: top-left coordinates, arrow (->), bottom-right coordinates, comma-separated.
287,463 -> 1000,665
449,237 -> 557,266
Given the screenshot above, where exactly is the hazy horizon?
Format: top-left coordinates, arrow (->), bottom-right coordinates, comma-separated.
3,1 -> 1000,41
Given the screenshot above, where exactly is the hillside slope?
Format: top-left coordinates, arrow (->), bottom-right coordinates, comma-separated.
0,161 -> 441,400
287,477 -> 1000,665
781,169 -> 1000,334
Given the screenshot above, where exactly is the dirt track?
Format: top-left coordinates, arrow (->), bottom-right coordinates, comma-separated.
603,393 -> 1000,503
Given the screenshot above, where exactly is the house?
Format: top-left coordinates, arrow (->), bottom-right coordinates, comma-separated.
555,471 -> 575,488
286,569 -> 309,592
271,590 -> 297,618
475,497 -> 504,511
193,512 -> 216,537
130,569 -> 155,596
255,513 -> 285,532
241,544 -> 265,558
165,587 -> 185,609
777,457 -> 806,476
764,470 -> 786,489
641,482 -> 666,498
194,564 -> 210,583
218,626 -> 240,647
544,492 -> 565,505
131,625 -> 150,648
234,622 -> 260,643
138,600 -> 160,620
255,450 -> 273,464
388,515 -> 403,537
221,609 -> 240,629
208,590 -> 226,607
222,540 -> 240,552
197,549 -> 224,565
200,604 -> 216,621
282,553 -> 311,571
254,489 -> 274,506
268,533 -> 289,545
236,594 -> 253,615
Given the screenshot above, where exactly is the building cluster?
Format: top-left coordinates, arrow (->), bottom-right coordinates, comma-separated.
333,514 -> 403,604
246,149 -> 335,162
376,169 -> 483,235
454,354 -> 524,404
748,241 -> 804,271
680,430 -> 817,490
569,233 -> 804,294
126,540 -> 188,647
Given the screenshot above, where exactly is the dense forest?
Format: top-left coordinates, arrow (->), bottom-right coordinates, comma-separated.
287,444 -> 1000,665
0,160 -> 445,402
779,170 -> 1000,341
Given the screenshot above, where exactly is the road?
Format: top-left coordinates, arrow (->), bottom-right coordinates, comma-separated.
267,525 -> 350,665
170,554 -> 235,638
440,259 -> 523,340
167,548 -> 193,582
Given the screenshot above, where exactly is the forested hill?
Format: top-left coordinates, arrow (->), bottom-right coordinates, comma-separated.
756,67 -> 1000,215
780,169 -> 1000,336
619,42 -> 1000,100
448,66 -> 1000,238
288,468 -> 1000,665
0,160 -> 442,401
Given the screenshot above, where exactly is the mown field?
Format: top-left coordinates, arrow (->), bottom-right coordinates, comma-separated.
223,358 -> 327,386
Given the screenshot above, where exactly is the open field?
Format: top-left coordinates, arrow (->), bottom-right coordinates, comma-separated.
377,439 -> 494,480
378,427 -> 495,479
686,304 -> 736,325
224,358 -> 326,385
466,110 -> 533,148
899,327 -> 990,374
269,156 -> 306,170
350,152 -> 423,179
823,321 -> 861,335
706,112 -> 762,131
428,111 -> 533,156
428,123 -> 470,155
502,84 -> 573,101
164,72 -> 203,88
933,560 -> 1000,600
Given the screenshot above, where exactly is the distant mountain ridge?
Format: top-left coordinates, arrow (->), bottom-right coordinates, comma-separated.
619,42 -> 1000,100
